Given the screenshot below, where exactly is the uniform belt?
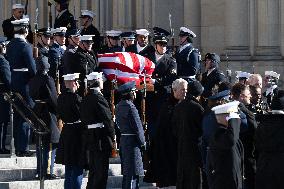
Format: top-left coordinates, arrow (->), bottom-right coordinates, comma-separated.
34,100 -> 47,104
180,75 -> 196,79
13,68 -> 29,72
65,120 -> 81,125
88,122 -> 104,129
121,134 -> 136,136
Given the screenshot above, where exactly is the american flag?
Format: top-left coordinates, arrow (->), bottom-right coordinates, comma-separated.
98,52 -> 155,85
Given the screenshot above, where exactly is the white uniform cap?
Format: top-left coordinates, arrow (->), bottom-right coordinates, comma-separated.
80,10 -> 96,18
11,18 -> 29,25
51,27 -> 67,34
179,27 -> 196,38
86,72 -> 103,81
212,101 -> 240,114
105,30 -> 122,37
12,4 -> 25,9
135,29 -> 150,37
79,35 -> 96,41
63,73 -> 80,81
265,71 -> 280,79
235,71 -> 251,79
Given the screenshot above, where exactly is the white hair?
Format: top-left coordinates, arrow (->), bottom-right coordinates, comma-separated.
172,78 -> 188,90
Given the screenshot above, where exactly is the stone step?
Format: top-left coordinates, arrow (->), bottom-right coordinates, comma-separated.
0,164 -> 122,182
0,156 -> 120,169
0,177 -> 156,189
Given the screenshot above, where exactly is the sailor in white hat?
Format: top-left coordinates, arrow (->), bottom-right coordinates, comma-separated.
86,72 -> 104,92
236,71 -> 251,85
99,30 -> 123,53
134,29 -> 150,53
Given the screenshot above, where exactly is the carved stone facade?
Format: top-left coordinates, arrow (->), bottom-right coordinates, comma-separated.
0,0 -> 283,85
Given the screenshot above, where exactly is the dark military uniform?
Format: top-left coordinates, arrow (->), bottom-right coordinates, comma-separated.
175,43 -> 200,80
98,44 -> 123,54
37,43 -> 49,58
81,25 -> 101,53
48,42 -> 65,81
80,88 -> 115,189
68,47 -> 99,96
29,64 -> 58,177
126,44 -> 156,62
6,37 -> 36,154
207,118 -> 244,189
0,54 -> 11,153
54,10 -> 76,32
62,45 -> 77,74
201,68 -> 226,98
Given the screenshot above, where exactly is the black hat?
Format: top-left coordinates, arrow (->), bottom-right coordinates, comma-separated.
271,90 -> 284,110
153,27 -> 170,36
117,81 -> 136,95
120,32 -> 136,39
187,81 -> 204,97
36,56 -> 50,73
65,29 -> 81,38
37,28 -> 52,37
204,53 -> 221,64
153,27 -> 170,43
53,0 -> 70,4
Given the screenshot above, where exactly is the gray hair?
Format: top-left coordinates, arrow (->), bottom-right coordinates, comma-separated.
172,78 -> 188,90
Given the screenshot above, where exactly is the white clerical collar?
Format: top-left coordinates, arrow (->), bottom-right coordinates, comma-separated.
56,9 -> 67,19
14,34 -> 27,42
207,68 -> 216,76
155,52 -> 164,62
136,43 -> 146,53
179,43 -> 191,53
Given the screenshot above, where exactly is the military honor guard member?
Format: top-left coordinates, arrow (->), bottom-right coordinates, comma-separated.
175,27 -> 201,82
53,0 -> 76,32
37,28 -> 52,58
263,71 -> 280,108
6,18 -> 36,156
235,71 -> 251,85
80,72 -> 115,189
56,73 -> 84,189
207,101 -> 244,189
200,53 -> 225,103
80,10 -> 101,52
120,31 -> 136,52
0,37 -> 11,154
115,81 -> 146,189
126,29 -> 156,62
48,27 -> 67,82
68,35 -> 99,97
99,30 -> 123,54
62,28 -> 81,74
256,90 -> 284,189
28,56 -> 59,179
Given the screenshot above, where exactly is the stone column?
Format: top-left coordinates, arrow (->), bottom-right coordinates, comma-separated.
225,0 -> 250,60
255,0 -> 281,59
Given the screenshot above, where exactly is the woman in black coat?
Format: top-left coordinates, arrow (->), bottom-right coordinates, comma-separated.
255,90 -> 284,189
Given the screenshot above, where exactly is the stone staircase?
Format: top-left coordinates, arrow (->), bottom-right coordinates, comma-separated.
0,155 -> 156,189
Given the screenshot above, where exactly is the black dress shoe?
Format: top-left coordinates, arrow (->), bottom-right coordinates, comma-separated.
0,148 -> 10,154
16,151 -> 35,157
46,174 -> 59,180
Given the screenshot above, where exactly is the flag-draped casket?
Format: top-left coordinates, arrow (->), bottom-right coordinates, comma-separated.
98,52 -> 155,87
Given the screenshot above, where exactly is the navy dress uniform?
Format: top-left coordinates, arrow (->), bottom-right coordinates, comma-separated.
98,30 -> 123,54
68,35 -> 99,97
120,32 -> 136,52
80,72 -> 115,189
263,71 -> 280,108
56,73 -> 84,189
207,101 -> 244,189
126,29 -> 156,62
37,28 -> 52,58
48,27 -> 66,81
0,37 -> 11,154
28,56 -> 58,178
115,81 -> 146,189
6,18 -> 36,156
201,53 -> 225,99
53,0 -> 76,32
175,27 -> 200,82
80,10 -> 101,53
